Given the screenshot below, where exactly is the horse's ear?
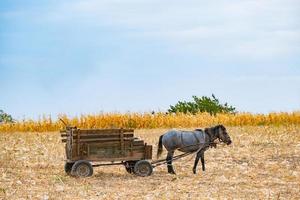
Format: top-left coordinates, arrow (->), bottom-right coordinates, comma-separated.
213,125 -> 218,131
219,124 -> 226,130
215,124 -> 225,130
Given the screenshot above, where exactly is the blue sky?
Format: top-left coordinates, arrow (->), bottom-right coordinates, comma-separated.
0,0 -> 300,119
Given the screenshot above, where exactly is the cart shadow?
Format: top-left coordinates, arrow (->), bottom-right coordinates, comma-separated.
92,169 -> 176,180
93,172 -> 140,179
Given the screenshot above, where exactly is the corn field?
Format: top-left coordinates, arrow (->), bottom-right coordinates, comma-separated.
1,127 -> 300,199
1,112 -> 300,132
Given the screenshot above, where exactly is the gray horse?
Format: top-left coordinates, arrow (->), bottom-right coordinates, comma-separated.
157,125 -> 232,174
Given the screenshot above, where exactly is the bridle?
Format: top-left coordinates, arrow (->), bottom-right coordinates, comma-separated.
205,128 -> 228,147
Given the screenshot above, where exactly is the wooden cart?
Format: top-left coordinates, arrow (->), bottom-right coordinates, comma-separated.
61,126 -> 153,177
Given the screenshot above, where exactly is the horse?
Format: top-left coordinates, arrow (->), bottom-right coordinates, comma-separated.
156,125 -> 232,174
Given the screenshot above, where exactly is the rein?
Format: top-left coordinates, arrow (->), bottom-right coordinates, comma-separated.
153,141 -> 218,168
177,140 -> 218,150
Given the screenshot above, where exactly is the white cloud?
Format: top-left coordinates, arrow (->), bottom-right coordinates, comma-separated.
41,0 -> 300,60
232,75 -> 300,82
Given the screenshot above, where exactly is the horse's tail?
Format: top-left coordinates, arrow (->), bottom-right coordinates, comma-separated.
157,135 -> 164,159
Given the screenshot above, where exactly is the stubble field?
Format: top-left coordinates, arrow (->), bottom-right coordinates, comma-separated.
0,126 -> 300,199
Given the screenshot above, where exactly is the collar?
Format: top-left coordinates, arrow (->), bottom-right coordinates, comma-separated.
204,128 -> 217,148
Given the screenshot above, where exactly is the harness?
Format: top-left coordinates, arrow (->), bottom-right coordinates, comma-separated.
180,131 -> 201,147
180,129 -> 215,150
155,129 -> 219,168
204,129 -> 218,148
193,130 -> 202,144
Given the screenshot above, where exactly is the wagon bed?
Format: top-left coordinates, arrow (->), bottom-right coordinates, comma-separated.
61,126 -> 153,177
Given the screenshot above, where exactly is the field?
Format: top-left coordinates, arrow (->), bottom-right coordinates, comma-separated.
0,126 -> 299,199
1,112 -> 300,132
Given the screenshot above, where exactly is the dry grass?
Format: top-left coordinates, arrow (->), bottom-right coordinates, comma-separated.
1,112 -> 300,132
0,126 -> 300,199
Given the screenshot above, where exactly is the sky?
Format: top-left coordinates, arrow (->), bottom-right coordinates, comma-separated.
0,0 -> 300,119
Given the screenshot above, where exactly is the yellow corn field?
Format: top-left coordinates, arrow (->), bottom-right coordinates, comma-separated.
0,112 -> 300,132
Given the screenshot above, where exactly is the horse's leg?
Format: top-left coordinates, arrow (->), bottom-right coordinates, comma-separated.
200,151 -> 205,171
193,151 -> 201,174
166,151 -> 176,174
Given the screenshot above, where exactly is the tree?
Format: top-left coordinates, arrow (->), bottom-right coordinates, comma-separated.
168,94 -> 236,115
0,110 -> 14,123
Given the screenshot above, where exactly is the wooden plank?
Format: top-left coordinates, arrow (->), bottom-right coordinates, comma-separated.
72,133 -> 134,137
71,152 -> 146,162
130,138 -> 133,156
70,143 -> 147,161
133,140 -> 144,146
77,130 -> 80,156
61,136 -> 134,142
62,128 -> 134,136
61,138 -> 135,143
74,137 -> 135,143
75,130 -> 133,136
86,146 -> 145,158
74,129 -> 134,135
61,133 -> 134,139
144,144 -> 153,160
83,140 -> 131,148
71,144 -> 76,158
120,129 -> 124,156
88,144 -> 146,152
62,137 -> 142,144
62,137 -> 138,143
79,143 -> 88,156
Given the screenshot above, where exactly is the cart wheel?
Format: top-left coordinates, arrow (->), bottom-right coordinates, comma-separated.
124,161 -> 137,174
133,160 -> 153,177
64,162 -> 74,174
71,160 -> 93,177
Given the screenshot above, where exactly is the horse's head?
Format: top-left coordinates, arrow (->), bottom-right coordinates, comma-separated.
214,125 -> 232,145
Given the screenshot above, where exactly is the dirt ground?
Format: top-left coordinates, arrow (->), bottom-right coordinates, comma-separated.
0,126 -> 300,200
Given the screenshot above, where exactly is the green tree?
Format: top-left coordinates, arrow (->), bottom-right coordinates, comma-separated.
168,94 -> 236,115
0,110 -> 14,123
